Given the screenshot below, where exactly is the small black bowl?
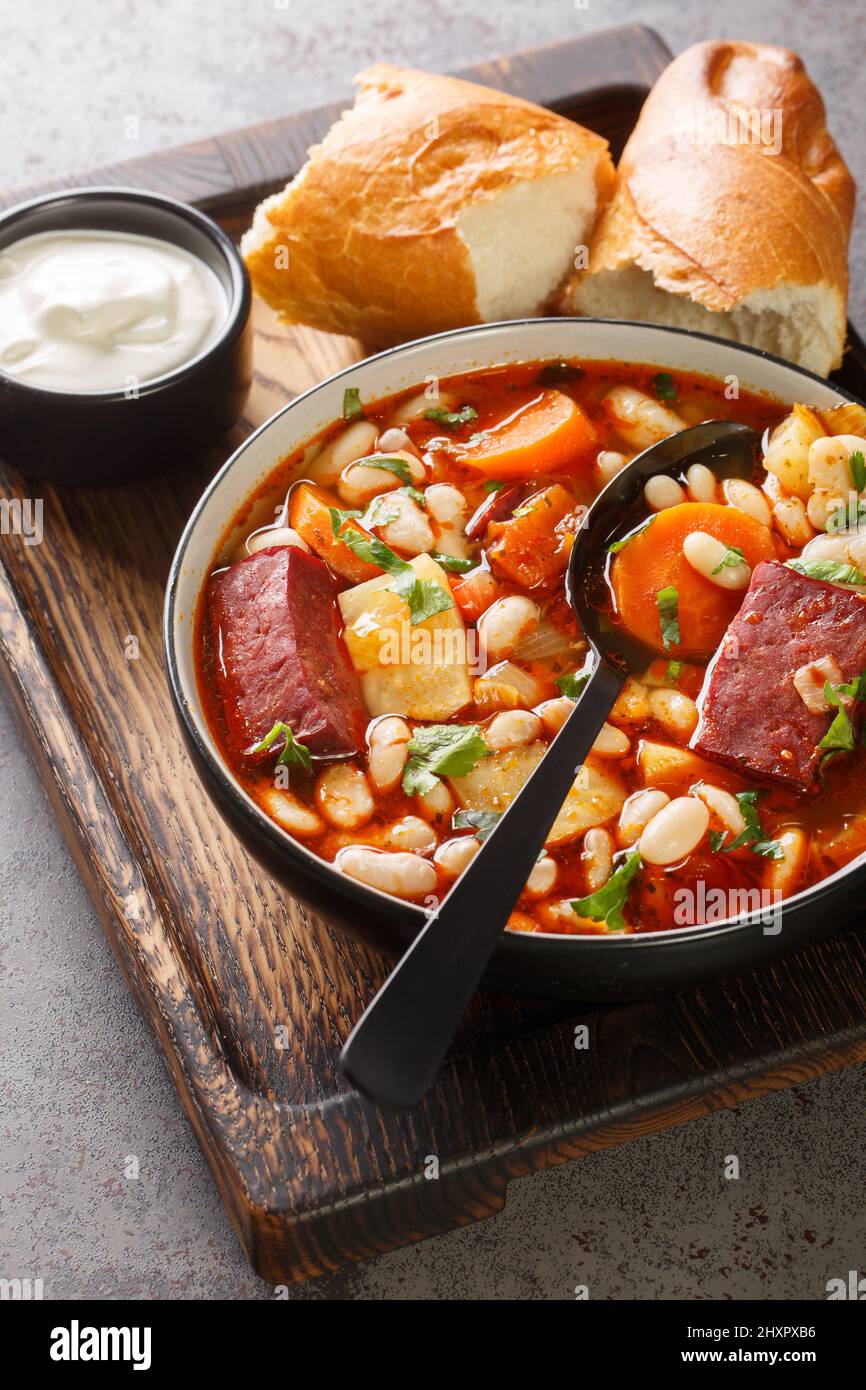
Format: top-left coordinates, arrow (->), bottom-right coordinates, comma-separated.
0,187 -> 252,485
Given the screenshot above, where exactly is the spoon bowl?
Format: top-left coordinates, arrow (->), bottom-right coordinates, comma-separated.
337,421 -> 762,1106
568,420 -> 761,672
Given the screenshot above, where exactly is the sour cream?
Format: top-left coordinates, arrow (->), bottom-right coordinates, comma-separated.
0,229 -> 228,392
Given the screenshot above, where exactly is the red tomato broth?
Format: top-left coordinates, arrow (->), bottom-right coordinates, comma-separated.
194,359 -> 866,936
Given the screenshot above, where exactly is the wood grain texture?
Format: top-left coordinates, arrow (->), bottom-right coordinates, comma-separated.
3,26 -> 866,1286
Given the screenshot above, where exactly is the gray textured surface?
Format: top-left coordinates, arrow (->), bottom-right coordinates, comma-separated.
2,0 -> 865,1301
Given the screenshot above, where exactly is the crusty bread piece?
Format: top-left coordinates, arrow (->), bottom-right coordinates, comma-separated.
243,64 -> 614,345
566,41 -> 855,376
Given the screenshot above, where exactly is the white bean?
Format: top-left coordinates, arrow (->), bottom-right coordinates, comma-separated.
381,816 -> 438,853
338,450 -> 425,508
434,836 -> 480,878
591,722 -> 631,758
536,696 -> 575,735
806,489 -> 846,532
425,483 -> 466,524
799,532 -> 853,566
603,385 -> 686,449
538,899 -> 586,931
847,535 -> 866,569
246,525 -> 309,555
773,495 -> 815,547
581,827 -> 614,893
376,426 -> 419,455
258,787 -> 324,837
415,779 -> 454,821
367,716 -> 411,793
310,420 -> 379,483
390,389 -> 459,425
426,483 -> 469,559
377,491 -> 435,555
477,595 -> 540,664
597,449 -> 627,484
648,687 -> 699,739
525,855 -> 558,898
763,827 -> 809,897
617,788 -> 670,847
638,796 -> 709,866
722,477 -> 772,528
315,764 -> 375,830
685,462 -> 717,503
644,474 -> 686,512
682,530 -> 751,590
691,782 -> 745,836
431,528 -> 470,561
485,709 -> 542,752
336,846 -> 437,901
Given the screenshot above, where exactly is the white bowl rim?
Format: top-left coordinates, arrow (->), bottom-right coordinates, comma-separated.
164,316 -> 866,948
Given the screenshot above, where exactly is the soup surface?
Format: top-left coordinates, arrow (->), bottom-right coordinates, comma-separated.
195,359 -> 866,935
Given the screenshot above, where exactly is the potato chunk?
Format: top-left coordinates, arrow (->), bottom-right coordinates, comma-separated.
449,741 -> 625,846
762,405 -> 825,500
636,739 -> 739,793
337,553 -> 472,720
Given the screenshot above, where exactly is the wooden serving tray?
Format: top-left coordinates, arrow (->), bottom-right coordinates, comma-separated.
3,26 -> 866,1287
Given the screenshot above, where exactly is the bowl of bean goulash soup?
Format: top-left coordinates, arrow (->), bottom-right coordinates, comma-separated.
165,318 -> 866,1001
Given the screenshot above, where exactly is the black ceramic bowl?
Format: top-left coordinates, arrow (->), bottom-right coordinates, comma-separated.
0,187 -> 252,484
164,318 -> 866,1002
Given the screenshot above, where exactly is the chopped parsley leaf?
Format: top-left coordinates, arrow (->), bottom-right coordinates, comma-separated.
331,517 -> 454,625
452,808 -> 501,841
431,552 -> 475,573
327,505 -> 363,535
571,850 -> 642,933
652,372 -> 677,401
555,664 -> 592,701
848,449 -> 866,493
361,456 -> 413,486
711,545 -> 747,575
722,790 -> 783,859
656,585 -> 681,651
786,558 -> 866,586
424,405 -> 478,429
536,361 -> 584,385
250,721 -> 312,774
608,516 -> 654,554
402,724 -> 488,795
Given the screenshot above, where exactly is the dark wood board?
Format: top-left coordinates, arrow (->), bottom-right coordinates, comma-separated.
2,26 -> 866,1288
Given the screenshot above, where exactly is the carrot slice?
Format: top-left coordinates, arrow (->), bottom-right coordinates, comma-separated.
610,502 -> 776,658
451,567 -> 502,622
458,390 -> 597,477
288,482 -> 381,584
487,484 -> 580,589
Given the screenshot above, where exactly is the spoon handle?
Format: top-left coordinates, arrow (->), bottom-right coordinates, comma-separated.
340,657 -> 626,1107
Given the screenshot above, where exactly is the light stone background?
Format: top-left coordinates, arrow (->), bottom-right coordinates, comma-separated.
2,0 -> 865,1301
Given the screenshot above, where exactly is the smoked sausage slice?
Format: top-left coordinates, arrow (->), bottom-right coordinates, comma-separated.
207,546 -> 366,759
693,561 -> 866,792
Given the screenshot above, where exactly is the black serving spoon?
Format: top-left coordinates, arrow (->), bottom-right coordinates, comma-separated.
340,420 -> 761,1107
